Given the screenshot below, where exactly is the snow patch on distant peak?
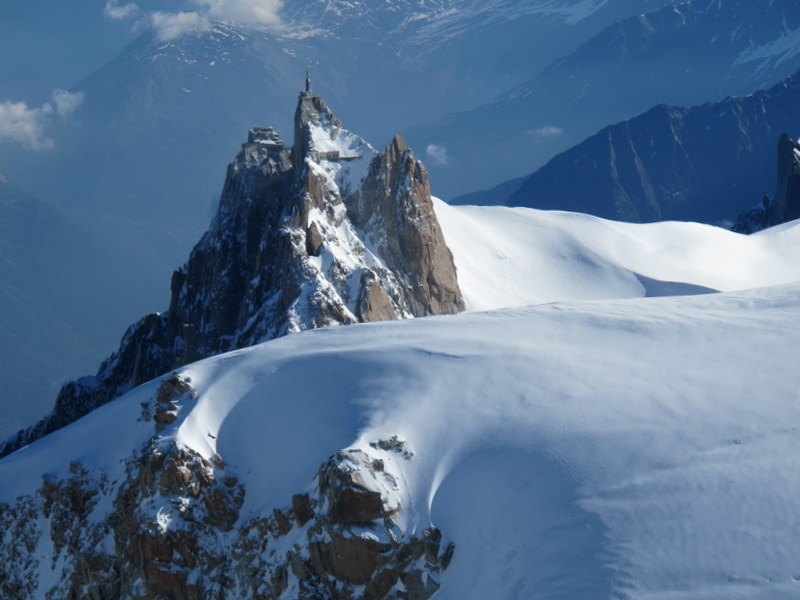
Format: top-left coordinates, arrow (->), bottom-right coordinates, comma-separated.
734,25 -> 800,74
401,0 -> 612,48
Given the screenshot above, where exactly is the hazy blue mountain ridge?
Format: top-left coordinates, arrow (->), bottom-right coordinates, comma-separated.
427,0 -> 800,200
507,70 -> 800,225
0,177 -> 161,439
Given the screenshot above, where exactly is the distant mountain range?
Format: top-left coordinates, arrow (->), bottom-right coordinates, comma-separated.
428,0 -> 800,199
1,1 -> 666,243
0,0 -> 663,433
505,70 -> 800,226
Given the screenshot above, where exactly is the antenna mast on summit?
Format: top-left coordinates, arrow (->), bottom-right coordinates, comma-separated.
305,68 -> 312,93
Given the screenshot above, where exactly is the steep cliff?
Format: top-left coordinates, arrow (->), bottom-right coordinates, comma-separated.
0,86 -> 463,458
734,133 -> 800,233
770,133 -> 800,225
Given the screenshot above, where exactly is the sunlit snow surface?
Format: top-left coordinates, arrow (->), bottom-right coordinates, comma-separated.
435,200 -> 800,310
3,207 -> 800,599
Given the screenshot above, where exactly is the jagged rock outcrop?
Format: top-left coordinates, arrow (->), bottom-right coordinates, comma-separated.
1,87 -> 463,458
735,133 -> 800,233
0,374 -> 454,600
232,442 -> 452,600
354,135 -> 463,317
772,133 -> 800,224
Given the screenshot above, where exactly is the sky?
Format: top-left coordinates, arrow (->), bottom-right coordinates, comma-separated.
0,0 -> 285,100
0,0 -> 285,153
0,1 -> 135,101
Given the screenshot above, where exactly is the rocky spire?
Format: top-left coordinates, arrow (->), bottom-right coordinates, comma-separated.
1,88 -> 463,458
354,134 -> 464,316
734,133 -> 800,233
770,133 -> 800,224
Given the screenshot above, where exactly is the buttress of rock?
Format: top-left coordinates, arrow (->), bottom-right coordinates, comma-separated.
771,133 -> 800,224
735,133 -> 800,233
1,86 -> 464,458
354,134 -> 464,317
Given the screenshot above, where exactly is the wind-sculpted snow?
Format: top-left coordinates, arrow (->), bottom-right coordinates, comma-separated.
1,281 -> 799,598
436,201 -> 800,311
3,81 -> 800,599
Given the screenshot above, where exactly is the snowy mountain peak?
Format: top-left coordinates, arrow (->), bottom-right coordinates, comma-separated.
292,85 -> 378,196
0,86 -> 463,459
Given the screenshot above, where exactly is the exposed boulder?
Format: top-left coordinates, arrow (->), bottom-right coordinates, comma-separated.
230,443 -> 453,600
355,135 -> 464,317
0,375 -> 454,599
508,72 -> 800,227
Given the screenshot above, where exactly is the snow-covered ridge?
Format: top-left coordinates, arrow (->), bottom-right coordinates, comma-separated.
2,268 -> 799,598
305,104 -> 377,198
437,201 -> 800,311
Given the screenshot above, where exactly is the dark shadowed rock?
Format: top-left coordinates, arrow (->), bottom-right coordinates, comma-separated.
735,133 -> 800,233
771,133 -> 800,224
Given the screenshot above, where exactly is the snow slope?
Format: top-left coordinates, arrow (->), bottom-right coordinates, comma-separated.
2,209 -> 800,599
436,200 -> 800,310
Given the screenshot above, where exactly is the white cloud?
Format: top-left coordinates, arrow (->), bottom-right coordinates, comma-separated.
0,101 -> 54,151
426,143 -> 450,166
150,11 -> 211,41
193,0 -> 283,26
0,90 -> 85,151
104,0 -> 283,39
527,125 -> 564,139
52,89 -> 85,118
104,0 -> 140,21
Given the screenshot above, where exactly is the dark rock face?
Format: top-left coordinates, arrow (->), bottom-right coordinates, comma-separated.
1,90 -> 463,458
232,445 -> 453,600
735,133 -> 800,233
771,133 -> 800,224
508,71 -> 800,226
355,135 -> 464,317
